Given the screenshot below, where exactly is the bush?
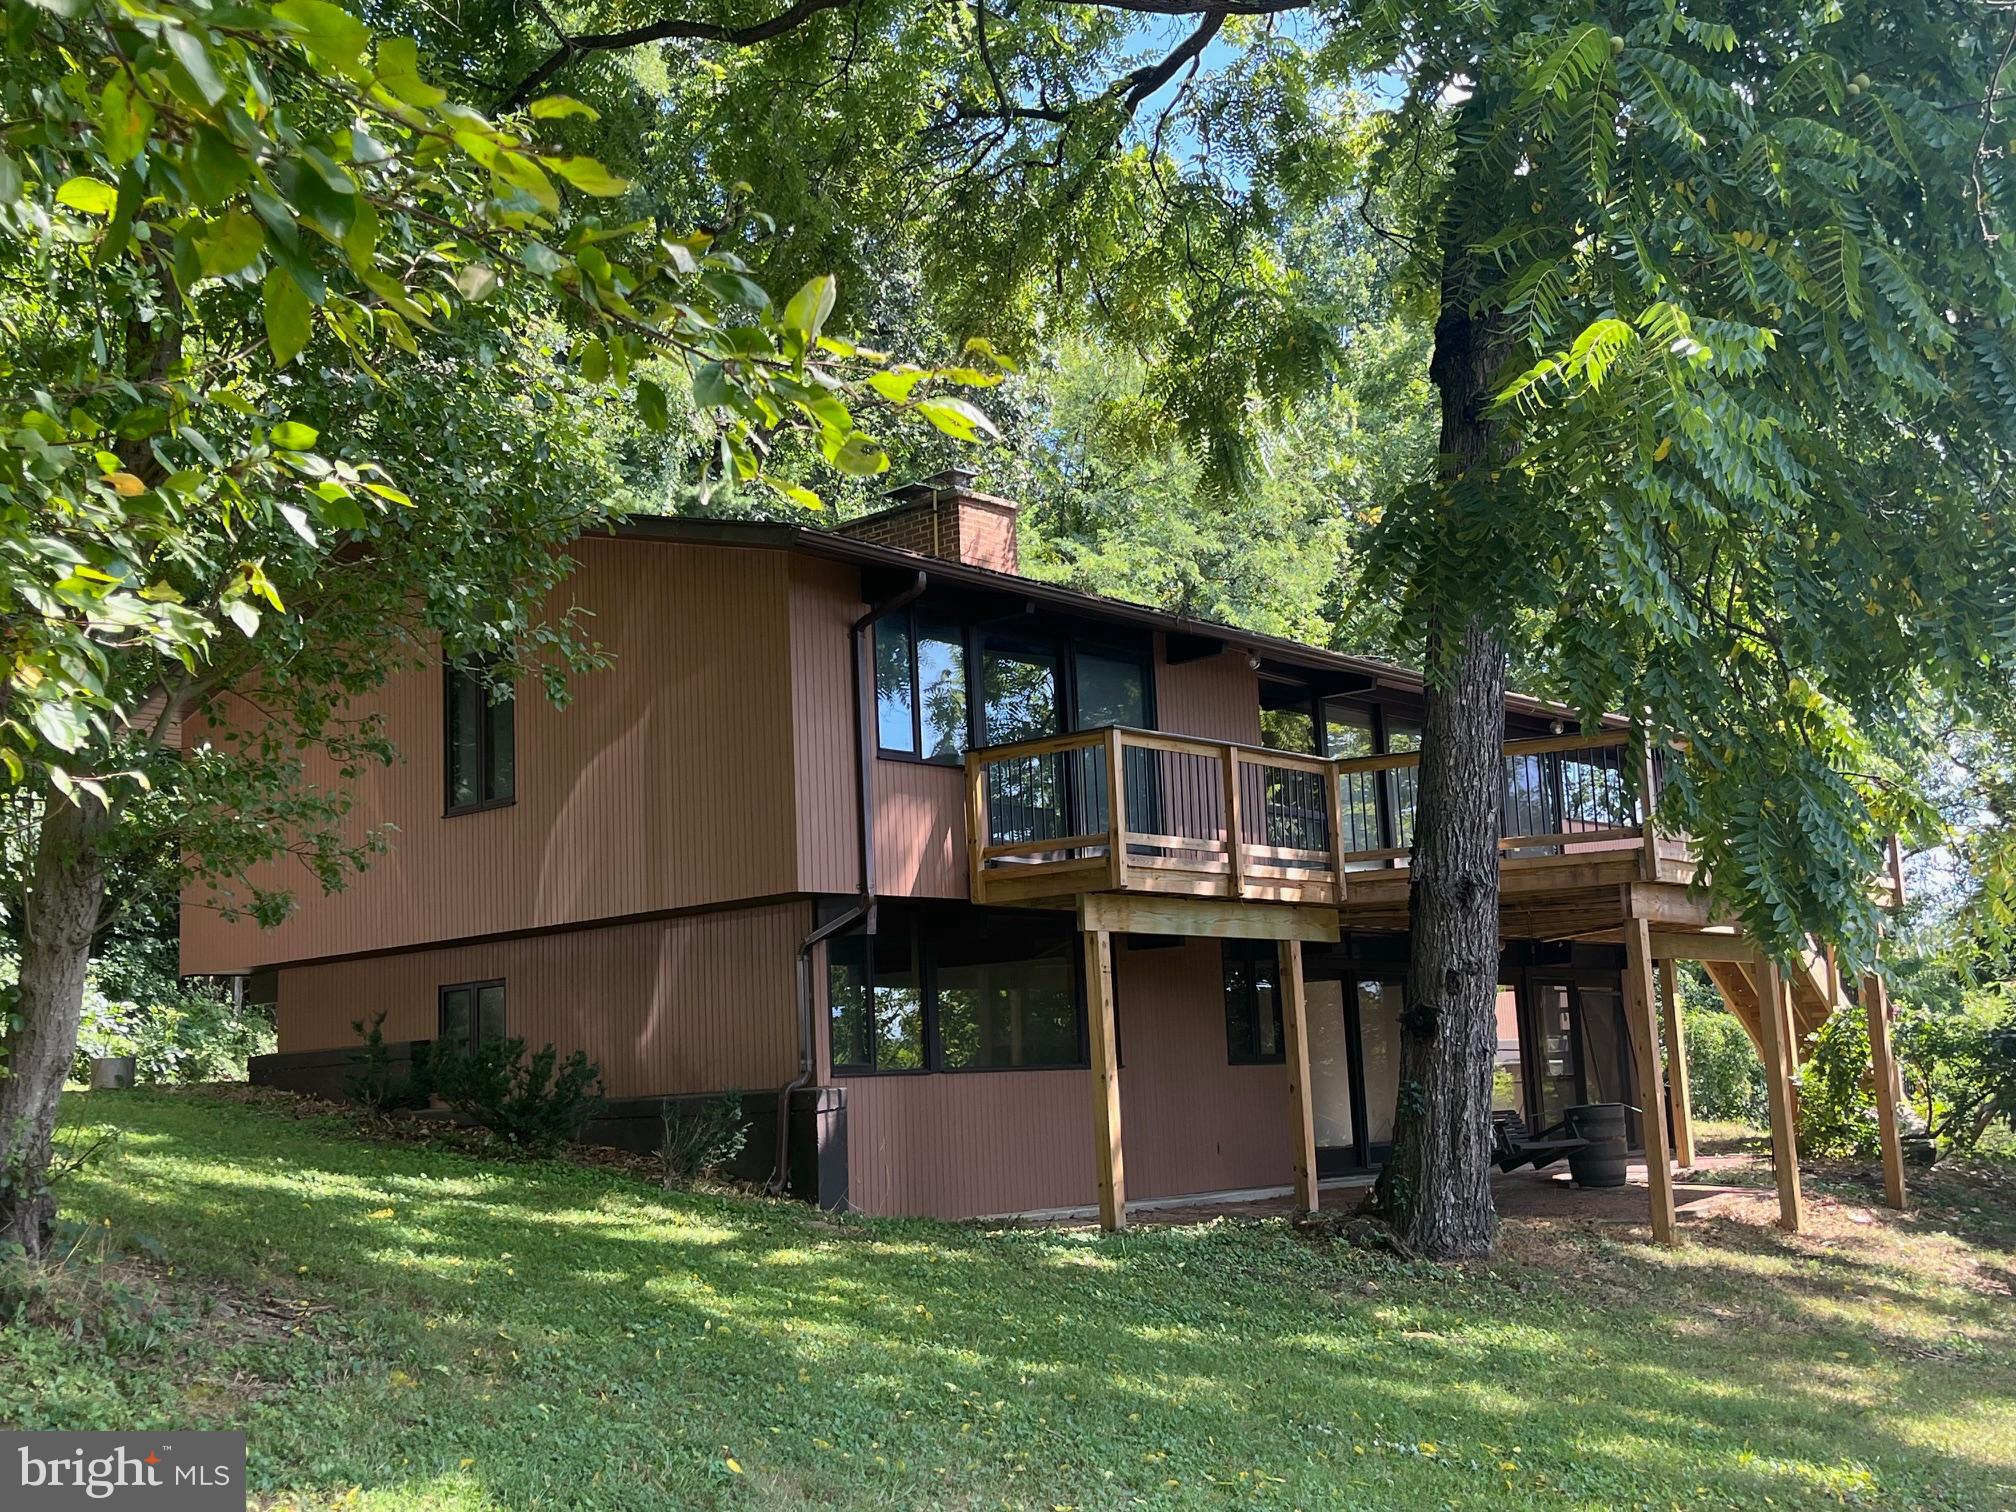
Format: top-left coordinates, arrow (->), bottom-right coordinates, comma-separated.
660,1095 -> 751,1186
344,1012 -> 432,1115
1798,1005 -> 1883,1160
70,976 -> 272,1086
428,1037 -> 606,1155
1683,1002 -> 1768,1124
1895,985 -> 2016,1154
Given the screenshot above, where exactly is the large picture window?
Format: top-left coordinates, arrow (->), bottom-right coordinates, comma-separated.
445,658 -> 515,813
1223,940 -> 1285,1064
828,908 -> 1084,1074
439,979 -> 506,1052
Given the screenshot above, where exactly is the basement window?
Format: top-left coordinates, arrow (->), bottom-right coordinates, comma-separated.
439,979 -> 506,1052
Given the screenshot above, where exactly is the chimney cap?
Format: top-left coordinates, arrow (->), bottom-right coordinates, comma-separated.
886,465 -> 981,504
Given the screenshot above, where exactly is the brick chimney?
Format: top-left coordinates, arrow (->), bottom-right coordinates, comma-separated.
837,467 -> 1021,575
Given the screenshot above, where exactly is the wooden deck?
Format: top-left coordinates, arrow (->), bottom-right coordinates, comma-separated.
964,724 -> 1696,939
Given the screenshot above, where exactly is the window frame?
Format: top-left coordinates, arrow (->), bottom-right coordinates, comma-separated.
873,608 -> 1158,766
873,609 -> 975,767
443,657 -> 517,816
827,908 -> 1089,1076
1222,939 -> 1287,1065
437,978 -> 507,1053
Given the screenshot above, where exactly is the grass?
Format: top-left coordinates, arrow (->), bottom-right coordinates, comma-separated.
4,1089 -> 2014,1510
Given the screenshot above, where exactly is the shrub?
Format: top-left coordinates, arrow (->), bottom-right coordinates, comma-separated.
428,1038 -> 606,1155
1798,1005 -> 1883,1160
70,978 -> 272,1086
344,1012 -> 432,1115
1683,1002 -> 1768,1124
660,1095 -> 751,1186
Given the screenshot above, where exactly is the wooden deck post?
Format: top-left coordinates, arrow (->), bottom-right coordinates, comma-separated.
1082,927 -> 1126,1231
1862,970 -> 1908,1210
1624,917 -> 1677,1245
1221,745 -> 1245,899
1277,937 -> 1319,1215
1658,959 -> 1696,1168
1757,958 -> 1806,1233
1103,727 -> 1128,891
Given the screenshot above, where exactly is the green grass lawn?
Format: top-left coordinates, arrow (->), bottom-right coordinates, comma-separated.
5,1089 -> 2014,1510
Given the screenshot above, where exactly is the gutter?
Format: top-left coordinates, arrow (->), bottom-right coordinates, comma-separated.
770,568 -> 929,1196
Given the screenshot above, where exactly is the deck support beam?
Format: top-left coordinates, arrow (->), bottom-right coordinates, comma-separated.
1757,959 -> 1806,1232
1862,971 -> 1908,1210
1278,938 -> 1318,1215
1658,960 -> 1695,1168
1082,927 -> 1126,1231
1623,917 -> 1677,1245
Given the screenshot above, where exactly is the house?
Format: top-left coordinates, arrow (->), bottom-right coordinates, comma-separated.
183,470 -> 1904,1235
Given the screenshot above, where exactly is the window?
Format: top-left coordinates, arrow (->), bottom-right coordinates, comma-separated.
1071,647 -> 1149,731
937,923 -> 1079,1070
981,645 -> 1058,744
1223,940 -> 1285,1063
1260,706 -> 1316,754
439,979 -> 506,1051
828,908 -> 1083,1073
875,613 -> 969,762
445,658 -> 515,812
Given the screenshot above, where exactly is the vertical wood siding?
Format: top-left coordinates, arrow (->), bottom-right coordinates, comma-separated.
1115,938 -> 1291,1199
872,760 -> 968,897
274,901 -> 809,1099
790,556 -> 862,894
1154,639 -> 1263,745
182,539 -> 804,974
838,1070 -> 1096,1218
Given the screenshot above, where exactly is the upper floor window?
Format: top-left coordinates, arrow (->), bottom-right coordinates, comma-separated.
875,612 -> 969,762
439,979 -> 506,1051
1070,647 -> 1148,731
445,657 -> 515,813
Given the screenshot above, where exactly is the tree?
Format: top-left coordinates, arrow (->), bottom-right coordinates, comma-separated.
0,0 -> 996,1257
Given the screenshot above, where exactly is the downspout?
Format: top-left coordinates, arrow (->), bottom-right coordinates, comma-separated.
771,568 -> 929,1195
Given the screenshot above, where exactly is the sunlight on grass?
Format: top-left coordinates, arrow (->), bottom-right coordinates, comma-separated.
12,1089 -> 2014,1511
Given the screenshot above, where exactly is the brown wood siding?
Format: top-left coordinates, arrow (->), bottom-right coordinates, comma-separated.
790,555 -> 862,895
273,901 -> 808,1100
1154,639 -> 1263,745
834,937 -> 1289,1219
838,1070 -> 1096,1218
1115,938 -> 1290,1199
181,539 -> 804,974
872,760 -> 968,897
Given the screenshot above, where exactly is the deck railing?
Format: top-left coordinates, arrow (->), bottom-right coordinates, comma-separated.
965,726 -> 1663,906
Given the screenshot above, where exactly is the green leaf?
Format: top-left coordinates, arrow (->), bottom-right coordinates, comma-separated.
224,599 -> 261,637
636,378 -> 669,431
164,24 -> 227,106
782,275 -> 837,346
198,210 -> 266,279
453,263 -> 500,302
373,35 -> 445,107
761,477 -> 824,511
55,177 -> 119,216
274,0 -> 371,72
270,420 -> 319,450
263,266 -> 313,368
492,151 -> 559,214
829,434 -> 890,476
32,701 -> 88,754
914,396 -> 999,444
99,73 -> 154,167
541,155 -> 631,198
579,338 -> 609,384
528,95 -> 600,121
867,368 -> 929,404
691,361 -> 731,410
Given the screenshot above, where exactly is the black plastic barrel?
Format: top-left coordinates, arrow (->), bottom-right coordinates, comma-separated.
1566,1102 -> 1629,1188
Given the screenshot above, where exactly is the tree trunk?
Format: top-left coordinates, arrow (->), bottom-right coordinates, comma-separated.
1369,227 -> 1511,1259
0,791 -> 114,1258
